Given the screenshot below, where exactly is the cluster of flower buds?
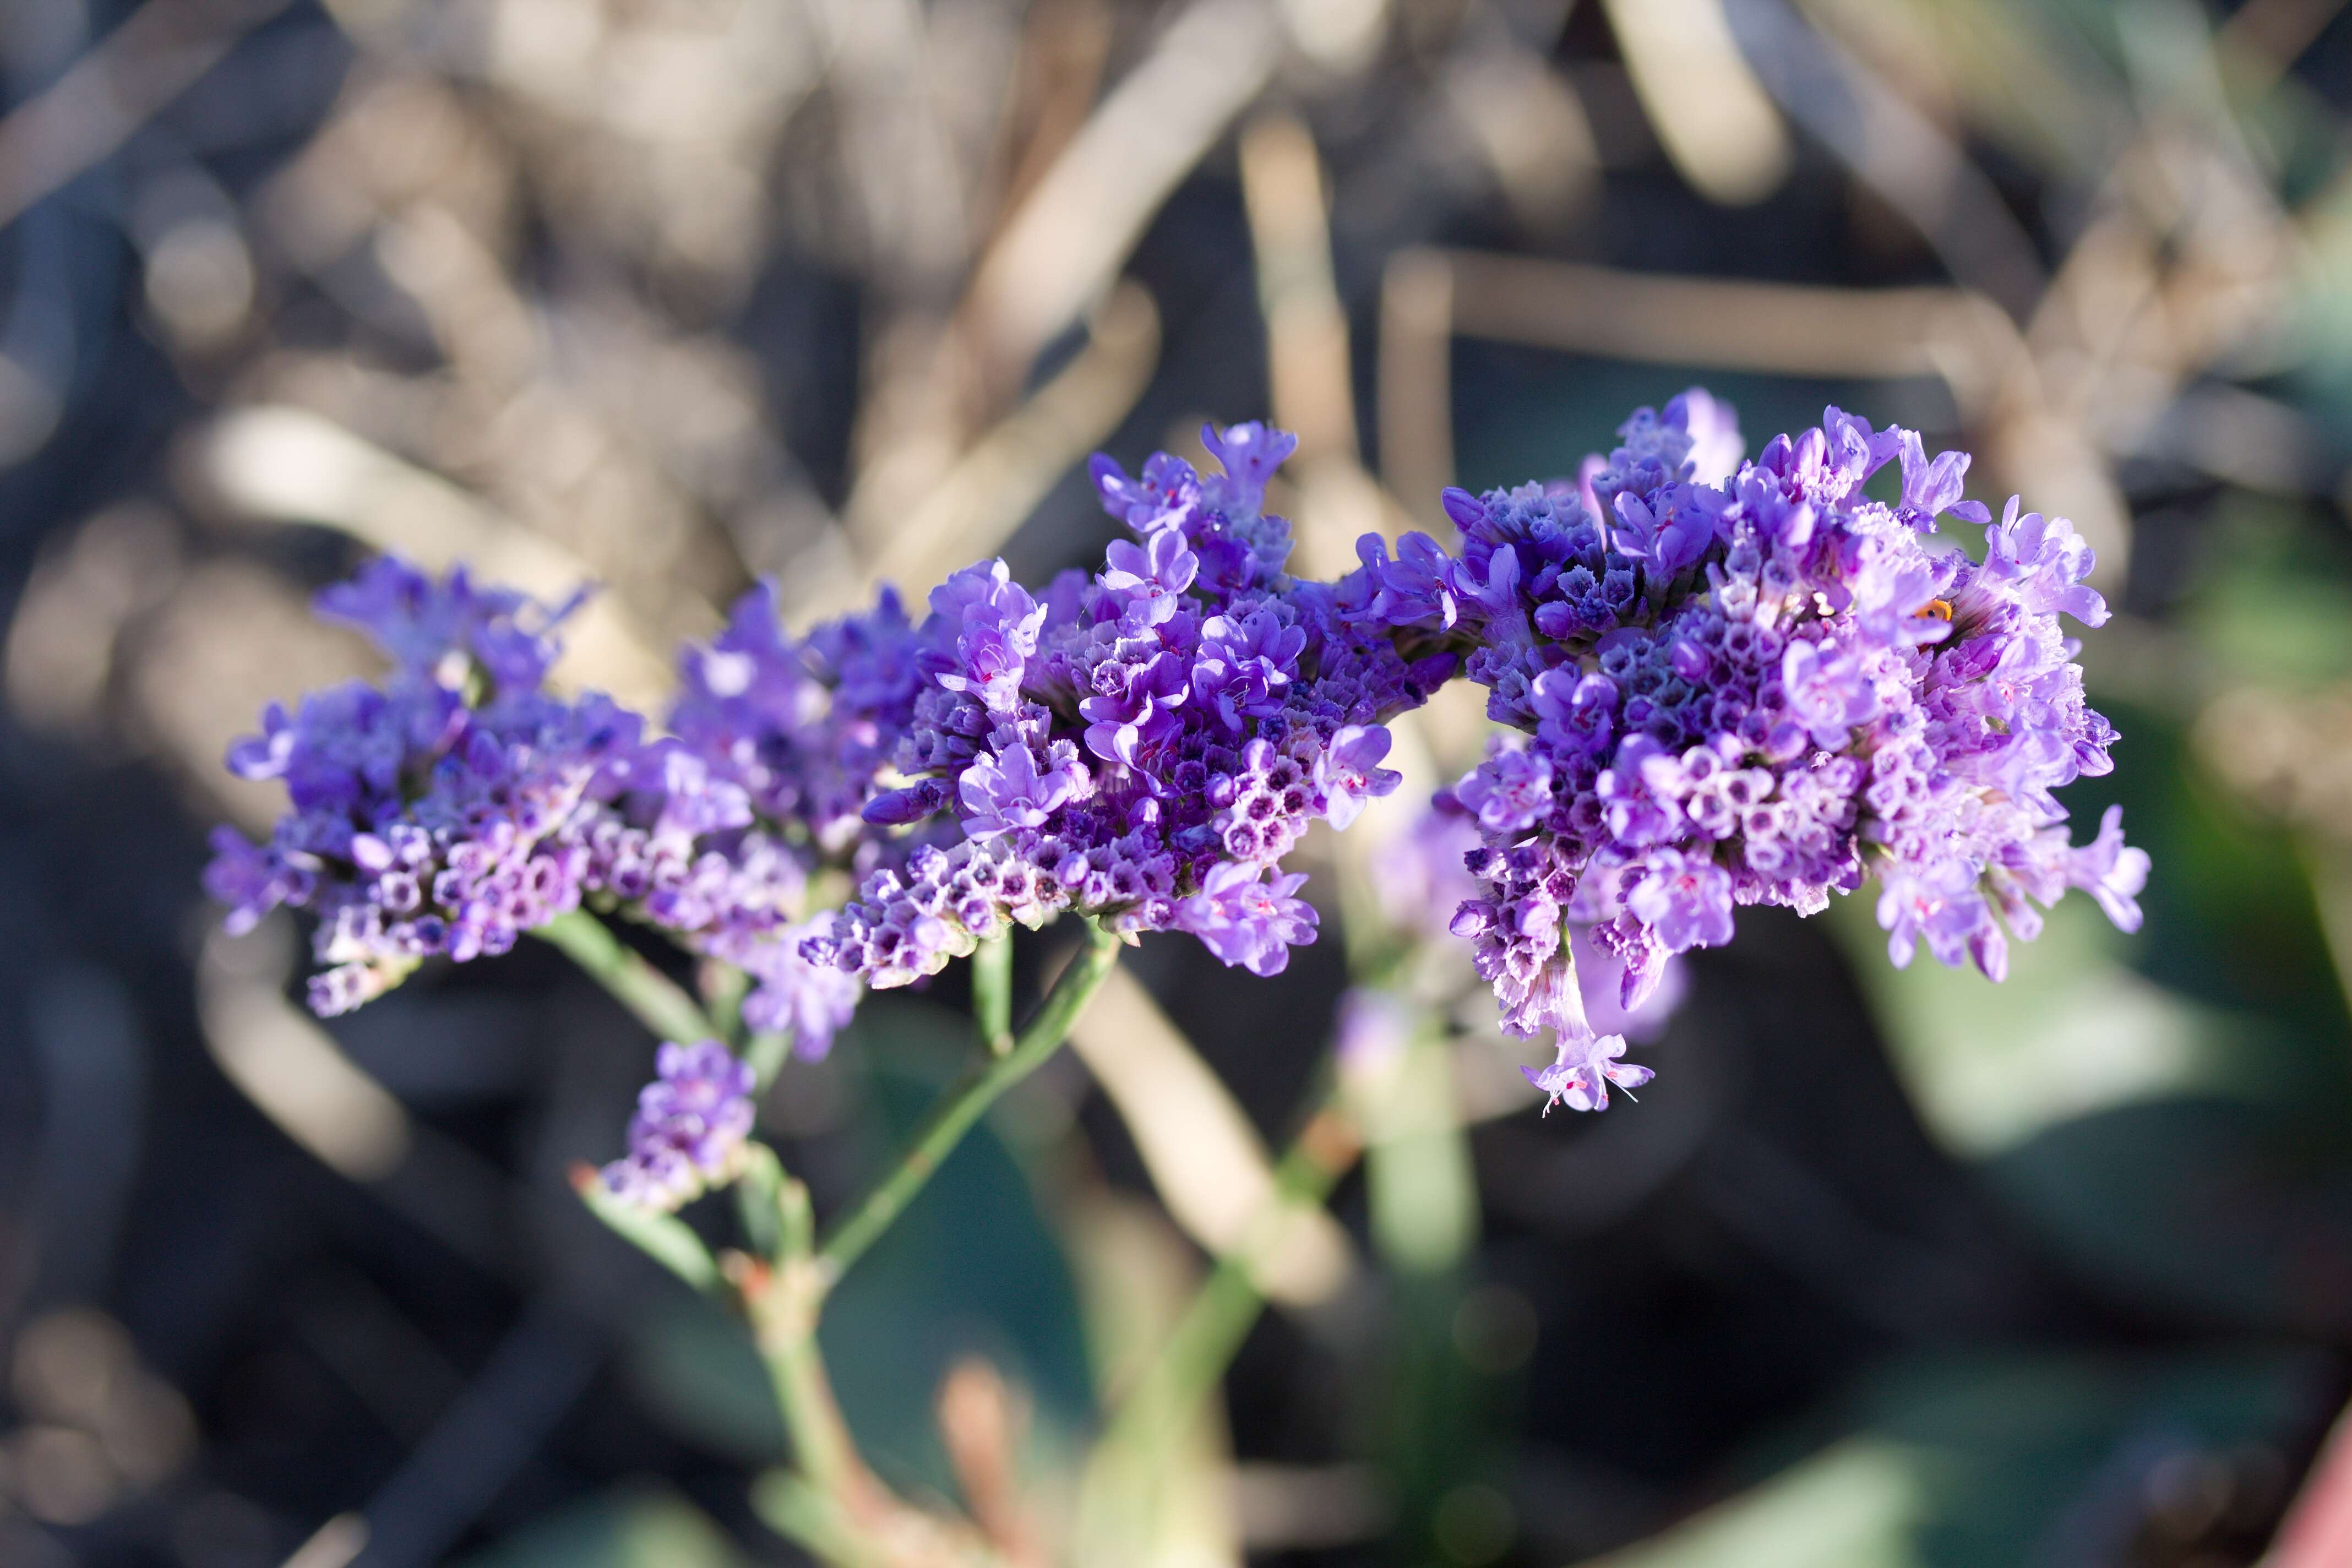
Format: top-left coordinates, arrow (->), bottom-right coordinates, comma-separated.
806,423 -> 1446,987
1338,390 -> 2146,1107
203,559 -> 900,1058
597,1039 -> 756,1210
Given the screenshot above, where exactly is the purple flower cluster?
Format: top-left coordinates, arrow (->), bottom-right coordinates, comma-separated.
598,1039 -> 756,1210
204,560 -> 640,1013
204,559 -> 899,1056
1340,389 -> 2146,1109
207,390 -> 2150,1128
810,424 -> 1446,987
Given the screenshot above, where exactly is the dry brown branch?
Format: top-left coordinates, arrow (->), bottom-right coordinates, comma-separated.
936,1361 -> 1043,1568
1069,967 -> 1354,1308
964,0 -> 1281,393
1377,250 -> 1456,530
1601,0 -> 1790,206
836,280 -> 1162,614
1385,248 -> 2139,585
190,406 -> 677,709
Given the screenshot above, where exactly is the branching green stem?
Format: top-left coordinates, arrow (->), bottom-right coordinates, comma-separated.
971,932 -> 1014,1057
1098,1085 -> 1362,1463
536,909 -> 719,1044
816,924 -> 1121,1288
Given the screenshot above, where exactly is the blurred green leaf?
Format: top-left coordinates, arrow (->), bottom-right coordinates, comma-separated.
1581,1348 -> 2320,1568
1578,1440 -> 1930,1568
819,994 -> 1097,1498
453,1483 -> 751,1568
623,1294 -> 785,1466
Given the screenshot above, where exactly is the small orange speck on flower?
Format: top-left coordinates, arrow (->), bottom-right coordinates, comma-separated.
1920,598 -> 1954,621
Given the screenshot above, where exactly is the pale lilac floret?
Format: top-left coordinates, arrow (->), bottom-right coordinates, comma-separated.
2067,804 -> 2149,933
1523,1032 -> 1651,1114
1626,848 -> 1736,951
1174,863 -> 1318,976
1316,725 -> 1402,830
1781,639 -> 1880,750
737,917 -> 864,1061
960,741 -> 1087,838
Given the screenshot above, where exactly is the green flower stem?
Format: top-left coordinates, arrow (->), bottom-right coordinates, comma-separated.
815,924 -> 1121,1289
744,1028 -> 794,1091
536,910 -> 719,1044
1098,1084 -> 1362,1463
569,1164 -> 722,1294
971,932 -> 1014,1057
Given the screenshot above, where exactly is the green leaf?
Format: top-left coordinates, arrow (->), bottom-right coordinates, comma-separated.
451,1483 -> 751,1568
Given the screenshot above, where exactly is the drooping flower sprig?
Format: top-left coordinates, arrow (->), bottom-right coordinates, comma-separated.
1337,389 -> 2148,1108
805,423 -> 1449,988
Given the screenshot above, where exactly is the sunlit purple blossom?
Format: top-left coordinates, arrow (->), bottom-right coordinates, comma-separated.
1333,388 -> 2144,1110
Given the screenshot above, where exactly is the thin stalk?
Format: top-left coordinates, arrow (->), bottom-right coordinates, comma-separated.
570,1164 -> 723,1294
1098,1090 -> 1361,1462
971,932 -> 1014,1057
537,909 -> 718,1044
744,1028 -> 794,1091
816,925 -> 1120,1288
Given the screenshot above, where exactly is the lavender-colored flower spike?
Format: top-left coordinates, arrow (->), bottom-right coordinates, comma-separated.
813,419 -> 1436,989
599,1039 -> 757,1210
1333,388 -> 2143,1112
204,562 -> 648,1012
205,558 -> 891,1049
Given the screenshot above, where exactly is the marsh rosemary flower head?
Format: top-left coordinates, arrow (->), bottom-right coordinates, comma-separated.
599,1039 -> 756,1211
812,422 -> 1441,988
1343,389 -> 2144,1107
667,580 -> 925,857
205,562 -> 643,1014
204,559 -> 875,1050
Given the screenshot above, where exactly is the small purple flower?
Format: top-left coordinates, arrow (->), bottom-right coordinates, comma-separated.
1102,526 -> 1200,608
1893,428 -> 1992,531
1876,857 -> 1996,971
1080,648 -> 1190,766
1173,863 -> 1318,976
1625,848 -> 1735,952
738,916 -> 864,1060
959,741 -> 1087,838
1522,1031 -> 1651,1114
1456,743 -> 1554,836
1200,421 -> 1299,507
1781,639 -> 1880,751
316,557 -> 581,694
1316,724 -> 1402,830
2067,804 -> 2149,933
1979,497 -> 2107,626
600,1039 -> 758,1211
